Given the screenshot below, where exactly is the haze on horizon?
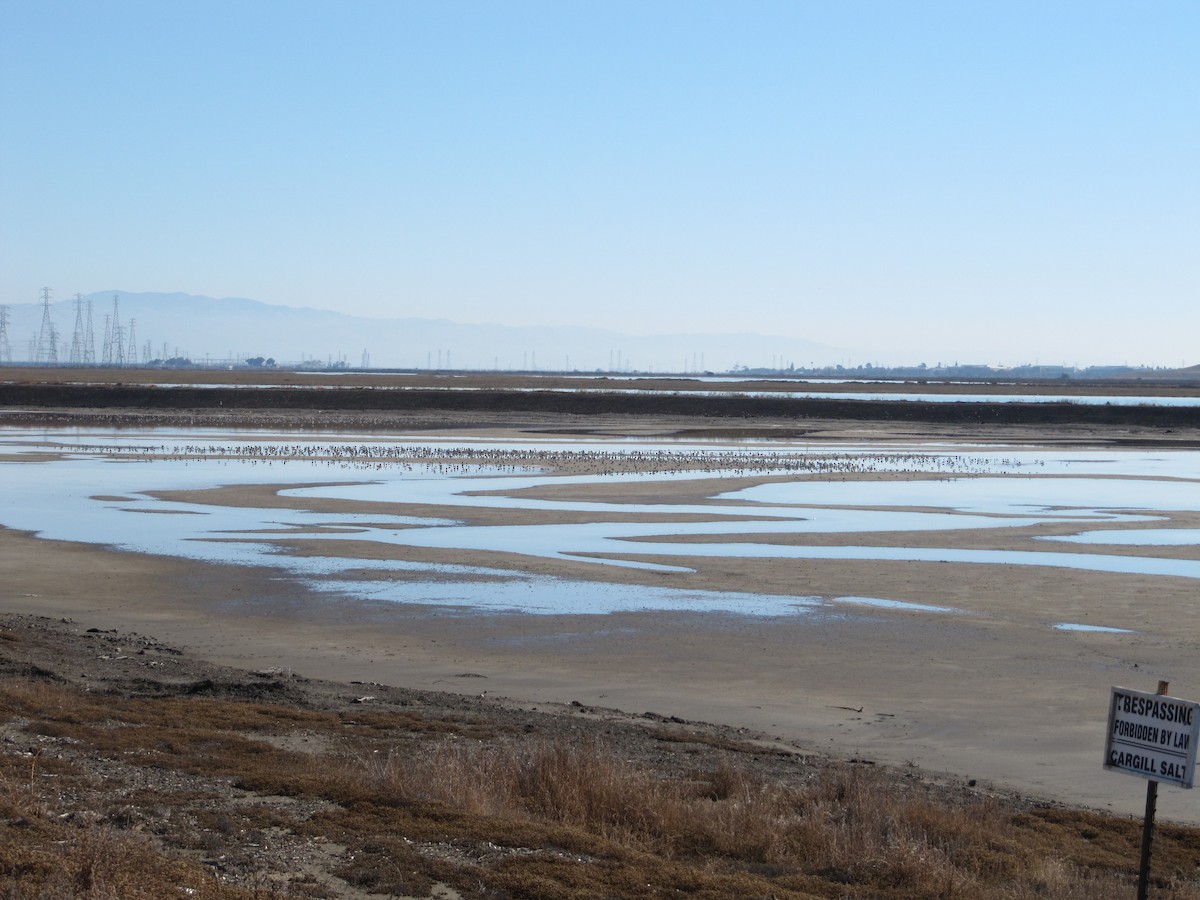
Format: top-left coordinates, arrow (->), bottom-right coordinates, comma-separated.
1,2 -> 1196,368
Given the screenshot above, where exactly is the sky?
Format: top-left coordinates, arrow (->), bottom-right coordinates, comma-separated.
1,1 -> 1197,367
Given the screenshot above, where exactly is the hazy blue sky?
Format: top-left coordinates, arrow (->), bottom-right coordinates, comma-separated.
2,1 -> 1196,366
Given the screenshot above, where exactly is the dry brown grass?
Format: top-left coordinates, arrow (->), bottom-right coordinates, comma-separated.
2,662 -> 1199,898
0,765 -> 263,898
342,736 -> 1200,898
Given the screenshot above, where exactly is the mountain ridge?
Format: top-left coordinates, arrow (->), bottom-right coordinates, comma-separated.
4,291 -> 845,371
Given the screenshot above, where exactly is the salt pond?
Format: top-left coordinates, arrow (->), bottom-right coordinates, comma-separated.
1052,623 -> 1135,633
83,380 -> 1200,406
2,428 -> 1198,617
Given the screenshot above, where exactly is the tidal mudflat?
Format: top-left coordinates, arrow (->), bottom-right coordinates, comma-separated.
3,425 -> 1199,821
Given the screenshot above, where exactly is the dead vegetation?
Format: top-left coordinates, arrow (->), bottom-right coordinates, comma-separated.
1,618 -> 1199,899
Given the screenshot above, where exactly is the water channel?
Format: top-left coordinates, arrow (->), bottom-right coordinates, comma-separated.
2,428 -> 1198,621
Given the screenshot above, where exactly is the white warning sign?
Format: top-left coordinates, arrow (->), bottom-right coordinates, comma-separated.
1104,687 -> 1199,789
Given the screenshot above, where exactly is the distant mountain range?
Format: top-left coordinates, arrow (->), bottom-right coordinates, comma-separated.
3,291 -> 844,372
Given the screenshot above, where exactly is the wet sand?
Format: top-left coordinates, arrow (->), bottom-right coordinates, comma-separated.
3,437 -> 1198,825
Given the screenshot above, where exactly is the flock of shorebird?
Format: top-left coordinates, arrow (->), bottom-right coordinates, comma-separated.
69,440 -> 1038,479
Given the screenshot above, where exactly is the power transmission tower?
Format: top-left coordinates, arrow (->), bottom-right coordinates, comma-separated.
0,305 -> 11,363
70,294 -> 87,364
101,314 -> 113,364
35,288 -> 57,364
84,299 -> 95,364
111,296 -> 125,365
127,318 -> 138,365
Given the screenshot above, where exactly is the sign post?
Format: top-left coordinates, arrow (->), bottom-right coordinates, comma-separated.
1103,681 -> 1200,899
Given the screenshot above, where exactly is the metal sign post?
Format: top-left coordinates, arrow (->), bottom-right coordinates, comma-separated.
1138,773 -> 1157,900
1103,681 -> 1200,899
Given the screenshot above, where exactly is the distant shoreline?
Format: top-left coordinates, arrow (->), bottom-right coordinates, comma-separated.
3,367 -> 1200,435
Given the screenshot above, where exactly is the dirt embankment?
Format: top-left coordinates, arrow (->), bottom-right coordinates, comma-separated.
4,613 -> 1200,899
3,380 -> 1200,431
